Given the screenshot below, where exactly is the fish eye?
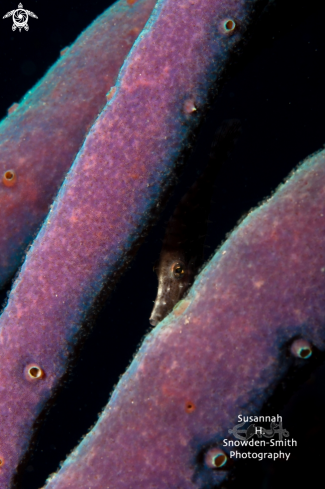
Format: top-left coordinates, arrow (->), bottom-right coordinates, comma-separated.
172,262 -> 185,278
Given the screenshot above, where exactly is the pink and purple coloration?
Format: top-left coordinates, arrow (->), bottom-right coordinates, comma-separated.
0,0 -> 156,287
0,0 -> 267,486
0,0 -> 325,487
44,145 -> 325,489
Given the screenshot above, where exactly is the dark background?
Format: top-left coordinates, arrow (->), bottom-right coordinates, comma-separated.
1,0 -> 325,487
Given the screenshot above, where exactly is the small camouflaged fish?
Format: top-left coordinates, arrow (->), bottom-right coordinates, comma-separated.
149,120 -> 241,326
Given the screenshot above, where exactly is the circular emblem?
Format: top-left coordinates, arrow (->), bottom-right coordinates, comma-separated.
3,3 -> 38,32
13,7 -> 29,31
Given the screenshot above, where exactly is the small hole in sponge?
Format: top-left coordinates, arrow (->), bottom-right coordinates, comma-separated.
290,339 -> 312,359
225,19 -> 235,30
205,448 -> 228,469
221,18 -> 236,35
2,169 -> 17,187
0,457 -> 4,467
29,367 -> 42,378
183,99 -> 197,114
25,364 -> 45,381
185,401 -> 196,413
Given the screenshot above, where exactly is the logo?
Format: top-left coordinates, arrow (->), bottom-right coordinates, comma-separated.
3,3 -> 38,32
228,420 -> 289,441
223,415 -> 297,461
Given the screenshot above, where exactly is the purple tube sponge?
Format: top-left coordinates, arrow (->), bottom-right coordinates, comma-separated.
0,0 -> 156,288
0,0 -> 266,486
43,148 -> 325,489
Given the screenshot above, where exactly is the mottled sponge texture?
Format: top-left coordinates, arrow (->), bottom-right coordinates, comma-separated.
0,0 -> 156,287
45,151 -> 325,489
0,0 -> 260,486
